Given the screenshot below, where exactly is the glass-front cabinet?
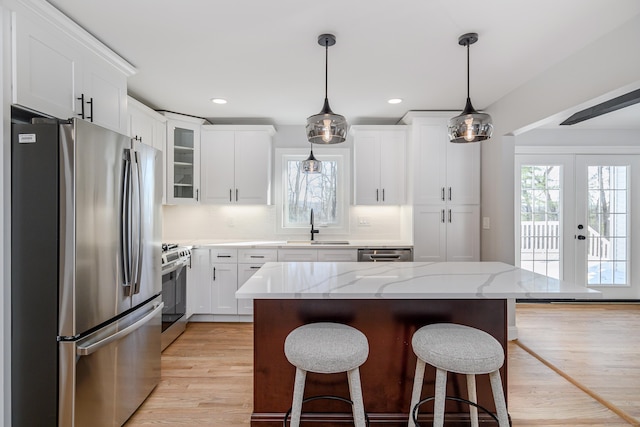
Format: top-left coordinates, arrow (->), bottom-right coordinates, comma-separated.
162,112 -> 206,204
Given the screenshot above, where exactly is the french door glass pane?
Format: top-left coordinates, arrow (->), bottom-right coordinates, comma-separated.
586,166 -> 628,286
519,165 -> 561,279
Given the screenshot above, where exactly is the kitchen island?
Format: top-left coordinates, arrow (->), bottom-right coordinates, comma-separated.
236,262 -> 600,426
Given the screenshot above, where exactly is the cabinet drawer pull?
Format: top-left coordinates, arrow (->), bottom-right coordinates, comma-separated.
250,255 -> 264,258
250,266 -> 261,270
217,255 -> 232,258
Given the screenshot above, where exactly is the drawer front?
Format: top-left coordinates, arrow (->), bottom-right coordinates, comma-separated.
277,249 -> 318,262
238,249 -> 278,263
209,248 -> 238,263
317,249 -> 358,262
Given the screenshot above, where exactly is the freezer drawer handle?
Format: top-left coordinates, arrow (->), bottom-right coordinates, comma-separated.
76,302 -> 164,356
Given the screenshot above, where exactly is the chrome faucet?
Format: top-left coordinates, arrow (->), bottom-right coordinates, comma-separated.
310,208 -> 319,241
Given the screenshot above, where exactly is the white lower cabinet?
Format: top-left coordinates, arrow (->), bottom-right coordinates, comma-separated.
211,263 -> 238,315
237,249 -> 277,315
413,205 -> 480,262
188,248 -> 277,320
187,248 -> 212,316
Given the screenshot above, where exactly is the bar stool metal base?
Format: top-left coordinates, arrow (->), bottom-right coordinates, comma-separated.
283,395 -> 371,426
412,395 -> 501,426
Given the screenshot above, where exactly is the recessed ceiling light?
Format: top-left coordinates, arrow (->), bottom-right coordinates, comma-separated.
387,98 -> 403,104
211,98 -> 227,104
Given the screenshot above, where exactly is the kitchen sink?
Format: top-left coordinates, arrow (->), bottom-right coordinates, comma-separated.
286,240 -> 350,245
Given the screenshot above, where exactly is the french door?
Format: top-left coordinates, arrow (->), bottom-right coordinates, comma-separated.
516,154 -> 640,299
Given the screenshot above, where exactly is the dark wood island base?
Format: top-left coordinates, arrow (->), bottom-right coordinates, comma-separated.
252,298 -> 508,426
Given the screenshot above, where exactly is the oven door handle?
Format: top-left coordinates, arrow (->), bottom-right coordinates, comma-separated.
162,259 -> 190,275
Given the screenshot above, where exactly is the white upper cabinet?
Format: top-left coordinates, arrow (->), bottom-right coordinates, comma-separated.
352,126 -> 407,205
11,1 -> 134,134
200,125 -> 275,205
163,112 -> 206,205
410,116 -> 480,205
128,97 -> 167,203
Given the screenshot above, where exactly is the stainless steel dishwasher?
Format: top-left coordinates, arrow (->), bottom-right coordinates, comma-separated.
357,248 -> 413,262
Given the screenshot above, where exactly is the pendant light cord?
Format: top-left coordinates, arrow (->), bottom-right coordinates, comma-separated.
466,42 -> 470,99
324,40 -> 329,100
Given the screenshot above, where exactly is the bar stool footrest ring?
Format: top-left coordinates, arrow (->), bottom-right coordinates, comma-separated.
412,395 -> 500,426
283,395 -> 371,426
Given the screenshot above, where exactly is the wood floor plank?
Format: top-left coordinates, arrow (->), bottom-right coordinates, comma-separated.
126,305 -> 640,426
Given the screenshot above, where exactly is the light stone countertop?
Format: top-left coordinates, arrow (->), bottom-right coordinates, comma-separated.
174,239 -> 413,249
235,261 -> 601,300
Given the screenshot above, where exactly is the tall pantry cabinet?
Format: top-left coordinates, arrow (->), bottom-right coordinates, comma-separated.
403,113 -> 481,262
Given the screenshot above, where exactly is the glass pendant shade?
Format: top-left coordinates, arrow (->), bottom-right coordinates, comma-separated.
448,98 -> 493,143
307,34 -> 347,145
302,145 -> 321,174
448,33 -> 493,144
306,99 -> 348,144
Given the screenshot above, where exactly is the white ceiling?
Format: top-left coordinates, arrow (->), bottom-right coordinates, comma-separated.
47,0 -> 640,129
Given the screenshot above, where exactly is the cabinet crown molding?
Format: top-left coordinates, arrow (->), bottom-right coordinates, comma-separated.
12,0 -> 136,76
201,124 -> 276,136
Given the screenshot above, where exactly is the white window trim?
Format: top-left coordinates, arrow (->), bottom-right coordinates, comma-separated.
274,147 -> 350,237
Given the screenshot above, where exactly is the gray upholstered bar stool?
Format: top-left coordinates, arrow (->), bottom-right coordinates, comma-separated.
284,322 -> 369,427
408,323 -> 509,427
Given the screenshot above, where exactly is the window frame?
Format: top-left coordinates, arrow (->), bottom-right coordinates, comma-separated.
275,147 -> 350,236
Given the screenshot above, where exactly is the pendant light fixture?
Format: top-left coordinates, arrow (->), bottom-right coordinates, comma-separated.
306,34 -> 348,144
302,142 -> 322,174
448,32 -> 493,143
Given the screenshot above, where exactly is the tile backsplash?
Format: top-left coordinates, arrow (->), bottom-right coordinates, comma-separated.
162,204 -> 412,242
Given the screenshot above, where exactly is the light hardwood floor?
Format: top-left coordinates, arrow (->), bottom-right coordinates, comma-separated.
126,303 -> 640,426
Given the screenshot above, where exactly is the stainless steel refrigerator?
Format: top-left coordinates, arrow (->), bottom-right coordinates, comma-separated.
11,118 -> 163,426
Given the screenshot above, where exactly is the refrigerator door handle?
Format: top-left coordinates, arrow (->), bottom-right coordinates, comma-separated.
133,150 -> 144,295
121,150 -> 132,290
76,302 -> 164,356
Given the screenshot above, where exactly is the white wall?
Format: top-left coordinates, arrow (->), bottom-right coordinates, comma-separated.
481,14 -> 640,263
163,125 -> 412,243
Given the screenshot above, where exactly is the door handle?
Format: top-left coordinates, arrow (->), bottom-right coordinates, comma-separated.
77,94 -> 86,119
86,97 -> 94,122
577,235 -> 586,240
76,302 -> 164,356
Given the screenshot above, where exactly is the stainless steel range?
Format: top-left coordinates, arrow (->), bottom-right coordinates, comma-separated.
161,243 -> 191,350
